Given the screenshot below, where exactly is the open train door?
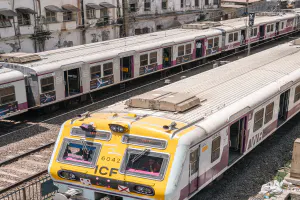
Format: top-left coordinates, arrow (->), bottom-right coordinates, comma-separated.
118,50 -> 135,81
278,89 -> 290,127
188,145 -> 200,195
61,62 -> 84,97
161,42 -> 175,69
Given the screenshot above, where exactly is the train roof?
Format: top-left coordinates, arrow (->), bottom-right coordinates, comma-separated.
0,67 -> 24,84
101,40 -> 300,135
2,13 -> 297,75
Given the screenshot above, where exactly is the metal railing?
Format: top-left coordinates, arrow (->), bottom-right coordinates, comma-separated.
0,174 -> 57,200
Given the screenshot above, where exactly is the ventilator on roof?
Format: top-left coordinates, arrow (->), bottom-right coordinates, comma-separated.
125,91 -> 201,112
0,53 -> 41,63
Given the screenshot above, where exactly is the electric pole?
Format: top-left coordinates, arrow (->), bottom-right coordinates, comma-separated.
122,0 -> 129,37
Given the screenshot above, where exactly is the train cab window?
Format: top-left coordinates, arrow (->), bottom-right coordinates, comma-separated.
103,62 -> 113,76
41,76 -> 54,93
140,54 -> 148,66
91,65 -> 101,80
211,136 -> 221,163
150,52 -> 157,64
0,86 -> 15,104
185,44 -> 192,55
264,102 -> 274,124
178,45 -> 184,56
294,85 -> 300,103
190,147 -> 199,174
58,138 -> 101,167
251,28 -> 258,37
120,148 -> 169,180
253,108 -> 264,132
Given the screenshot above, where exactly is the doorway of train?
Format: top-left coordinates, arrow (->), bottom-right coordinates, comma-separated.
120,56 -> 133,81
195,40 -> 204,58
162,47 -> 172,68
278,89 -> 290,127
64,68 -> 81,97
228,116 -> 247,165
259,25 -> 265,40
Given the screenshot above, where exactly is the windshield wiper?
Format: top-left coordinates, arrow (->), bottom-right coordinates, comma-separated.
131,148 -> 150,163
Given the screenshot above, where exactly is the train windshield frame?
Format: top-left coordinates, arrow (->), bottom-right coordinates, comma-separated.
120,148 -> 169,180
57,138 -> 101,168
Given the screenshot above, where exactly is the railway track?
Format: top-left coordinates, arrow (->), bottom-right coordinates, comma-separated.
0,142 -> 54,192
0,32 -> 299,194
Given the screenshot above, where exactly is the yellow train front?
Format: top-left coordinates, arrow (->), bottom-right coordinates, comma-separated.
48,112 -> 187,200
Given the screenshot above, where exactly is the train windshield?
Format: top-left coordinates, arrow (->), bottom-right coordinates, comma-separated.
58,138 -> 101,167
120,148 -> 169,180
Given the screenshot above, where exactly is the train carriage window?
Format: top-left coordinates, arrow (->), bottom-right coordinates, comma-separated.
90,65 -> 101,80
294,85 -> 300,103
251,28 -> 258,37
178,45 -> 184,56
41,76 -> 54,94
103,62 -> 113,76
253,108 -> 264,132
140,54 -> 148,66
214,37 -> 219,47
211,136 -> 221,163
228,33 -> 233,43
0,86 -> 15,104
271,24 -> 274,32
150,52 -> 157,64
233,32 -> 238,41
185,44 -> 192,54
120,148 -> 169,180
58,138 -> 101,167
281,22 -> 284,29
265,102 -> 274,124
267,25 -> 270,33
208,39 -> 213,48
190,147 -> 199,174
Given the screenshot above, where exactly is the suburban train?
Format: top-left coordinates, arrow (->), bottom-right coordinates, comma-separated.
48,39 -> 300,200
1,11 -> 300,120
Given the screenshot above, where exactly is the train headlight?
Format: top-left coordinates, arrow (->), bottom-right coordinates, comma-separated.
58,170 -> 77,181
109,123 -> 129,133
133,185 -> 154,196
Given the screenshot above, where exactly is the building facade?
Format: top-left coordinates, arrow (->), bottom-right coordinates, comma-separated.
0,0 -> 120,53
0,0 -> 221,53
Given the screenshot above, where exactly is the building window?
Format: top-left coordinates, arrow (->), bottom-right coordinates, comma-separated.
86,8 -> 96,19
46,11 -> 56,23
185,44 -> 192,55
17,13 -> 31,26
0,14 -> 12,28
251,28 -> 258,37
63,11 -> 73,21
253,108 -> 264,132
156,25 -> 163,30
135,28 -> 142,35
91,65 -> 101,80
264,102 -> 274,124
211,136 -> 221,163
178,45 -> 184,56
195,0 -> 199,7
162,0 -> 167,9
150,52 -> 157,64
143,27 -> 150,33
213,0 -> 218,5
0,86 -> 15,104
181,0 -> 184,8
41,76 -> 55,94
103,62 -> 113,76
144,0 -> 151,11
130,4 -> 137,12
140,54 -> 148,66
205,0 -> 209,5
190,147 -> 199,174
294,85 -> 300,103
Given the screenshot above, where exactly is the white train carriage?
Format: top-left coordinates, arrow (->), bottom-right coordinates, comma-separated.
49,39 -> 300,200
0,12 -> 299,113
0,67 -> 27,119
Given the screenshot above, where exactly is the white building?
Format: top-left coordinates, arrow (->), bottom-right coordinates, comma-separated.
0,0 -> 120,53
0,0 -> 221,53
